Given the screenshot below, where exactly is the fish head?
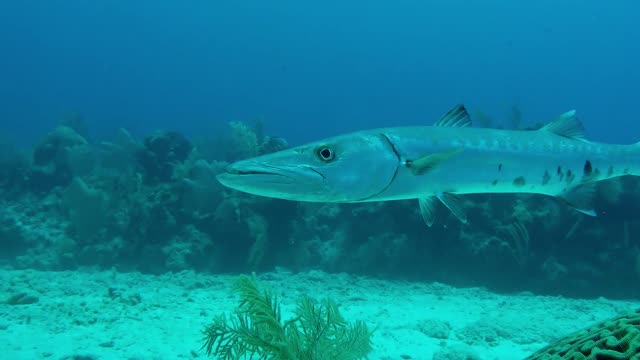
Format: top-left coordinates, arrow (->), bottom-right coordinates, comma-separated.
216,132 -> 399,202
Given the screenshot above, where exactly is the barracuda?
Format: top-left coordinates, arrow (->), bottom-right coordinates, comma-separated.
216,105 -> 640,226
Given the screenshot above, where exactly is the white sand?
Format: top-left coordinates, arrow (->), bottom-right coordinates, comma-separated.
0,268 -> 638,360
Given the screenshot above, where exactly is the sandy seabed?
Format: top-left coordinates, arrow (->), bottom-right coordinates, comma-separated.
1,268 -> 638,360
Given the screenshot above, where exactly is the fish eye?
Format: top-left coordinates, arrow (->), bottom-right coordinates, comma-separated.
316,146 -> 335,162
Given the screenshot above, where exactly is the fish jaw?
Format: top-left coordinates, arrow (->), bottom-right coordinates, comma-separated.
216,159 -> 328,201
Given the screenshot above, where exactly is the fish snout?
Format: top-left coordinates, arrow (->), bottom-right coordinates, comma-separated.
216,159 -> 329,201
222,161 -> 274,176
218,160 -> 324,184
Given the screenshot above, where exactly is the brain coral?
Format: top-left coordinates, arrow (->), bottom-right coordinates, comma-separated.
526,308 -> 640,359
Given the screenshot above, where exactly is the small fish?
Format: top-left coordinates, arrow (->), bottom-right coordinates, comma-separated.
217,105 -> 640,226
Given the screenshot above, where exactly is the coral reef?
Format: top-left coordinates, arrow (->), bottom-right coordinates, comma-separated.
525,308 -> 640,359
1,117 -> 640,299
62,177 -> 108,242
28,126 -> 88,192
0,139 -> 29,196
138,130 -> 194,183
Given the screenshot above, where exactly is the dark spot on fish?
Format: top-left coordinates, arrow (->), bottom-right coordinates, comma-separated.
492,179 -> 498,186
498,164 -> 502,172
566,169 -> 575,184
557,166 -> 562,175
583,160 -> 592,177
513,176 -> 526,187
607,165 -> 614,176
542,170 -> 551,185
594,168 -> 600,177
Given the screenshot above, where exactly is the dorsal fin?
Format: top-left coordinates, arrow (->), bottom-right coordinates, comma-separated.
434,104 -> 472,128
539,110 -> 585,140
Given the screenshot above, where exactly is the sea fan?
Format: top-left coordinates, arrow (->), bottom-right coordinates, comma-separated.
201,275 -> 372,360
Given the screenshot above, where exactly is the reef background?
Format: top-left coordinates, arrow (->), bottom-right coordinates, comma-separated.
1,1 -> 639,300
1,118 -> 639,299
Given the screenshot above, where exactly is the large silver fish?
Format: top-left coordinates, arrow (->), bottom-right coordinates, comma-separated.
217,105 -> 638,226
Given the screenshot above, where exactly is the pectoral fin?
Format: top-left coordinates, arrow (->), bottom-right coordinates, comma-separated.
557,183 -> 597,216
406,148 -> 464,175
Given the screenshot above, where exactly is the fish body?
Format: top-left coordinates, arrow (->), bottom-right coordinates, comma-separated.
368,124 -> 637,199
217,105 -> 639,225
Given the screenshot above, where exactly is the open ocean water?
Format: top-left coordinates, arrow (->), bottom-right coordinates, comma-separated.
1,1 -> 639,359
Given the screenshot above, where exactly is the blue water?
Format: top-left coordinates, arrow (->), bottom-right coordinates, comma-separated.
2,3 -> 640,358
1,0 -> 638,147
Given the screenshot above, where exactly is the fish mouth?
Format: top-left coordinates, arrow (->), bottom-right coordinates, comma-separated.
216,160 -> 325,191
221,161 -> 301,179
224,168 -> 284,176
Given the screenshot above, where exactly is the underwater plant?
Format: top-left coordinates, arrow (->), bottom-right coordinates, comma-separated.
201,274 -> 372,360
